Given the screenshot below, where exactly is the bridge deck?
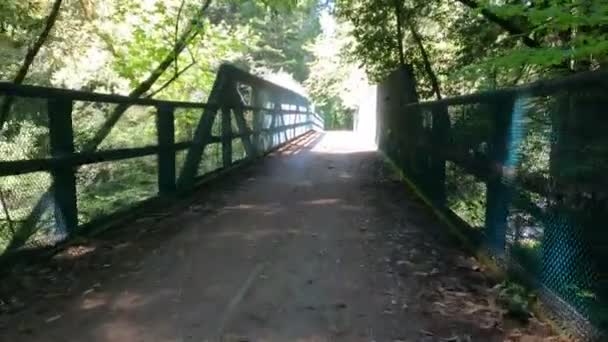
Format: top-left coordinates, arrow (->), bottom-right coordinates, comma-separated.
1,132 -> 557,341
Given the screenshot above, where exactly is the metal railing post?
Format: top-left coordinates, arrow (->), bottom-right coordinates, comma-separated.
221,105 -> 233,168
251,88 -> 265,156
156,104 -> 176,195
484,97 -> 515,257
431,104 -> 450,207
48,98 -> 78,235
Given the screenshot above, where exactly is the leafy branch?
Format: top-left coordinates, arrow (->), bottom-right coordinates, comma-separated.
0,0 -> 64,131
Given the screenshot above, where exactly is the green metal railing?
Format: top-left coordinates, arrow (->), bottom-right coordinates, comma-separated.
377,68 -> 608,341
0,64 -> 322,258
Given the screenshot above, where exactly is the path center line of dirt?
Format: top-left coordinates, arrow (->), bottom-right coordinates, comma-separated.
215,262 -> 267,338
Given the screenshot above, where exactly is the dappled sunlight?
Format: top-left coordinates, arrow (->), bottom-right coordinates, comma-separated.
97,319 -> 168,342
275,131 -> 323,156
81,294 -> 108,310
222,204 -> 263,210
338,172 -> 353,179
110,291 -> 148,311
53,245 -> 97,260
214,228 -> 305,241
220,203 -> 284,217
301,198 -> 342,205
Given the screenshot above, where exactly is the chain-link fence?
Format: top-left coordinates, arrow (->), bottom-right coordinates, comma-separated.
0,64 -> 321,261
377,67 -> 607,341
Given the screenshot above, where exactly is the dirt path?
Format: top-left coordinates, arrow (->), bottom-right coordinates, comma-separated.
0,132 -> 563,342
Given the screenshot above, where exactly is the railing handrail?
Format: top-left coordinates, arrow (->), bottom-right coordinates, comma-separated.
0,82 -> 211,109
408,69 -> 608,109
220,64 -> 306,99
0,64 -> 309,110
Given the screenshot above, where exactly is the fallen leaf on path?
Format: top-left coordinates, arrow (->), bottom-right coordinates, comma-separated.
433,301 -> 447,308
45,314 -> 62,323
420,329 -> 434,336
82,288 -> 95,296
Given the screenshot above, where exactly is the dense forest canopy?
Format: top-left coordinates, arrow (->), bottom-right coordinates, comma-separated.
2,0 -> 605,117
0,0 -> 316,98
336,0 -> 608,99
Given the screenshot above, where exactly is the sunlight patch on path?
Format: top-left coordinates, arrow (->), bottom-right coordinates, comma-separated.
312,131 -> 376,154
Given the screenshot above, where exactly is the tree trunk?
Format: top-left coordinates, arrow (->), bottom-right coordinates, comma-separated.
392,0 -> 406,66
0,0 -> 64,131
406,20 -> 442,100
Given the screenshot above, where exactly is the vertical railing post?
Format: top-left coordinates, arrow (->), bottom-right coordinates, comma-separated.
156,104 -> 176,195
306,110 -> 311,131
221,105 -> 233,168
431,103 -> 450,207
269,94 -> 280,148
484,96 -> 514,257
252,88 -> 265,156
48,98 -> 78,235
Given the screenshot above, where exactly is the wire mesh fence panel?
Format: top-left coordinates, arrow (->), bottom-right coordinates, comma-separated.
232,139 -> 247,163
230,110 -> 239,134
0,97 -> 56,253
445,161 -> 487,229
378,69 -> 608,340
243,109 -> 254,129
211,110 -> 222,137
197,143 -> 222,177
95,105 -> 157,151
258,110 -> 274,153
174,108 -> 203,144
0,97 -> 50,161
0,172 -> 56,253
72,101 -> 117,152
175,149 -> 188,180
76,155 -> 158,226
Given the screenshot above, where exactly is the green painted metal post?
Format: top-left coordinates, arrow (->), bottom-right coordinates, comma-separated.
156,104 -> 176,195
251,88 -> 265,156
484,97 -> 514,256
268,95 -> 280,148
431,104 -> 450,207
221,106 -> 232,168
48,98 -> 78,234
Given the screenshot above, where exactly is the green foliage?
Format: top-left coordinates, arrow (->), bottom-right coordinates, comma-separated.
496,281 -> 534,321
0,0 -> 323,252
337,0 -> 608,97
335,0 -> 402,82
305,15 -> 365,129
0,0 -> 55,79
244,0 -> 321,81
446,162 -> 487,228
